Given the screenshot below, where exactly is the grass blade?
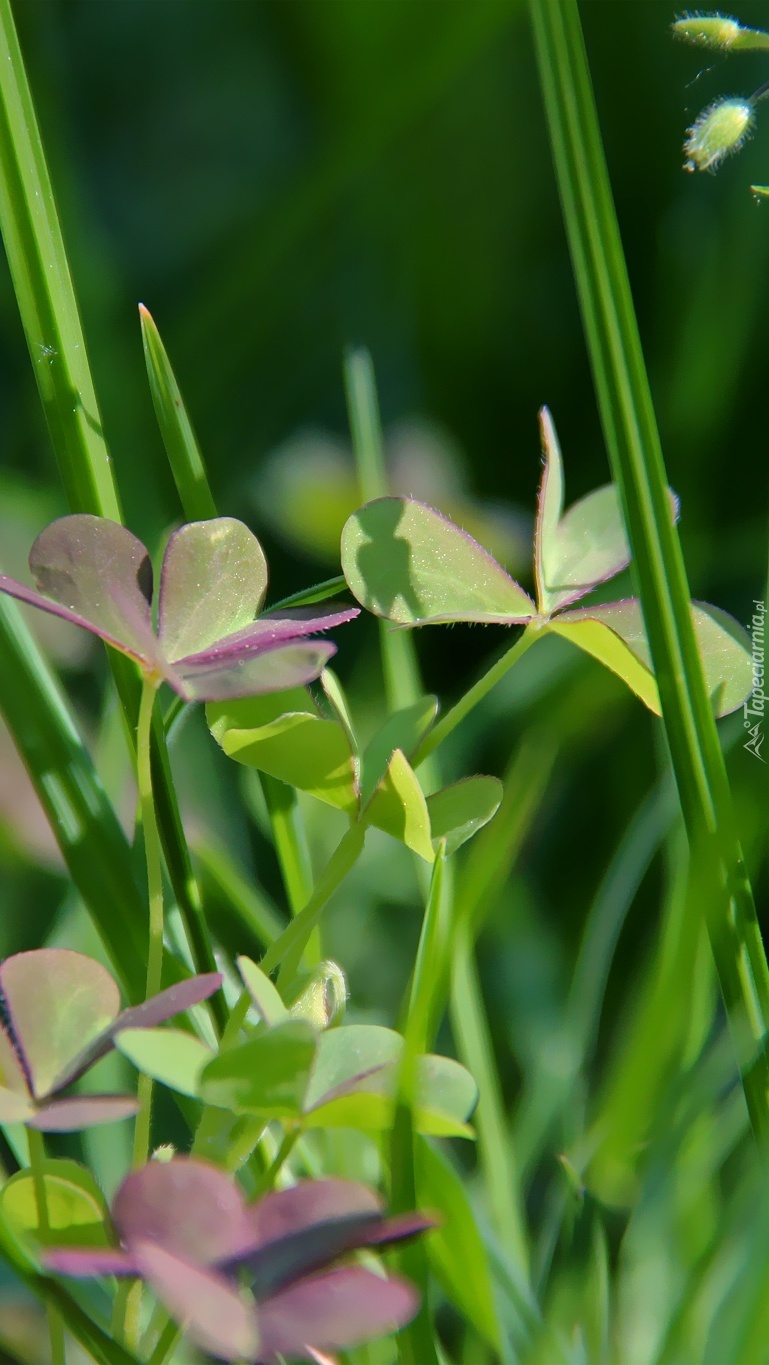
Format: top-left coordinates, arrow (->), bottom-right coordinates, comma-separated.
139,304 -> 218,523
0,2 -> 221,1003
0,596 -> 147,1001
0,0 -> 121,521
530,0 -> 769,1148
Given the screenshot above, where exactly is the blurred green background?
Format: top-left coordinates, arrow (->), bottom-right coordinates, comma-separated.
0,2 -> 768,1358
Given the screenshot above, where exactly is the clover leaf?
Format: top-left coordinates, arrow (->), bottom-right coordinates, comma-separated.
340,408 -> 752,718
0,515 -> 358,701
0,948 -> 220,1130
44,1158 -> 432,1362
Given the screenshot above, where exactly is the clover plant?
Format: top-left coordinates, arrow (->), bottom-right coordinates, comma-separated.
0,8 -> 762,1364
340,407 -> 752,720
42,1159 -> 432,1362
0,949 -> 220,1131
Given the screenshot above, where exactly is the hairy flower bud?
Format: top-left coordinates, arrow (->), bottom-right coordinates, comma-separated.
683,97 -> 754,172
672,13 -> 769,52
291,960 -> 347,1030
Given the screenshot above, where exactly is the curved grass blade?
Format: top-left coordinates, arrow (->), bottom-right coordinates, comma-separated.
0,596 -> 147,1000
139,305 -> 218,523
530,0 -> 769,1149
0,3 -> 221,1006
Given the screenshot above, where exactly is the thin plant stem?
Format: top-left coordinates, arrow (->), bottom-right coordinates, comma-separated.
413,627 -> 538,767
254,1128 -> 300,1195
146,1321 -> 182,1365
132,677 -> 163,1201
28,1128 -> 65,1365
261,821 -> 366,983
137,677 -> 164,1006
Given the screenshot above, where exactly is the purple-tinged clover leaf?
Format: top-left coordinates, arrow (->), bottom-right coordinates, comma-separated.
0,515 -> 358,701
44,1158 -> 433,1362
340,408 -> 752,719
0,949 -> 221,1130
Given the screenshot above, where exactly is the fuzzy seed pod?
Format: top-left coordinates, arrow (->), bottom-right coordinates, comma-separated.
683,97 -> 754,172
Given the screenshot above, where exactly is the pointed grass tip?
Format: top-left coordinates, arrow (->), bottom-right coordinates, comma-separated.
683,97 -> 754,172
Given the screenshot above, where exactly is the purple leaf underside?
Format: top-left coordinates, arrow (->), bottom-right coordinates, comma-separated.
0,950 -> 121,1100
172,606 -> 359,667
131,1239 -> 260,1362
258,1265 -> 419,1358
170,641 -> 338,703
113,1159 -> 253,1266
27,515 -> 156,661
44,1247 -> 137,1278
29,1095 -> 140,1131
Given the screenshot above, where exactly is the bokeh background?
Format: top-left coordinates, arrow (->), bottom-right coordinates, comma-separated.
0,2 -> 768,1360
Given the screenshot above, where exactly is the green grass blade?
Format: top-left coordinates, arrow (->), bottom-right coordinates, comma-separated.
530,0 -> 769,1147
139,304 -> 218,523
194,839 -> 284,949
452,928 -> 529,1279
0,0 -> 120,521
0,2 -> 220,999
0,597 -> 147,1001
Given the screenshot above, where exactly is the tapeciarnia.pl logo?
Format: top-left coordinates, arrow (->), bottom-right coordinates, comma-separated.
744,600 -> 765,762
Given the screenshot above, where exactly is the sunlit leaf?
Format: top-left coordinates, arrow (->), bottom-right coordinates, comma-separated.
1,1159 -> 111,1249
549,599 -> 753,717
213,708 -> 357,813
341,496 -> 534,625
158,518 -> 268,661
536,408 -> 678,613
0,950 -> 120,1099
303,1025 -> 401,1114
55,970 -> 222,1091
426,776 -> 503,855
208,687 -> 313,742
200,1021 -> 317,1117
365,749 -> 434,862
115,1028 -> 214,1098
237,955 -> 290,1027
303,1026 -> 477,1136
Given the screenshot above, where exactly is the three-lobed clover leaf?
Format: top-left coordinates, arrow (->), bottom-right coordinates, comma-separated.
340,408 -> 753,718
0,515 -> 358,701
207,680 -> 503,863
44,1157 -> 433,1362
117,956 -> 479,1138
0,949 -> 221,1130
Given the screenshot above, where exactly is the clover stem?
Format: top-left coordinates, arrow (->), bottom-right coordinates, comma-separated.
137,675 -> 164,1002
412,625 -> 539,768
131,676 -> 163,1191
253,1127 -> 299,1195
146,1319 -> 181,1365
28,1128 -> 66,1365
